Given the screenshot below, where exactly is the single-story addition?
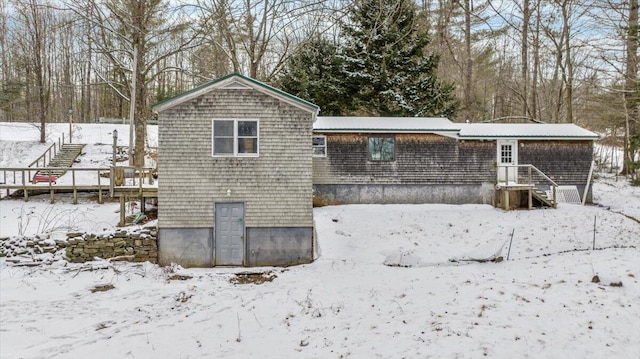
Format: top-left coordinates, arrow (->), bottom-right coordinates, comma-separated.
312,117 -> 600,208
152,73 -> 319,267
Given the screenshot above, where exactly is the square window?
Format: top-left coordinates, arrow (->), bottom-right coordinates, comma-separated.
313,135 -> 326,157
213,119 -> 259,156
369,137 -> 395,161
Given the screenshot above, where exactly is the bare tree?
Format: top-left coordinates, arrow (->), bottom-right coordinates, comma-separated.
13,0 -> 55,142
195,0 -> 329,80
66,0 -> 200,166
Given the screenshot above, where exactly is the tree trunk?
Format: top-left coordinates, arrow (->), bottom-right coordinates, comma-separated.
522,0 -> 529,117
531,0 -> 540,121
624,0 -> 639,173
561,0 -> 573,123
463,0 -> 472,121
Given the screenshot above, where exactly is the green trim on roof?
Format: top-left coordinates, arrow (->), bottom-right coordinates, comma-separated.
151,72 -> 319,111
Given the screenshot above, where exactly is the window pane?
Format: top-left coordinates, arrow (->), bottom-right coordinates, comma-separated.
214,138 -> 233,154
501,145 -> 512,163
238,121 -> 257,136
312,136 -> 325,146
238,138 -> 257,154
369,137 -> 394,161
214,120 -> 234,137
313,136 -> 326,157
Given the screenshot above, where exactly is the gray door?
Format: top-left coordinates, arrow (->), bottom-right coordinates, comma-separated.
215,202 -> 245,266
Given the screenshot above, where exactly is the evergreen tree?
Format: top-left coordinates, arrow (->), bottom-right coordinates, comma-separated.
277,37 -> 346,116
340,0 -> 458,117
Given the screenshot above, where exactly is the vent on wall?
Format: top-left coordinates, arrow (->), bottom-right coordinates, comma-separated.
221,80 -> 251,90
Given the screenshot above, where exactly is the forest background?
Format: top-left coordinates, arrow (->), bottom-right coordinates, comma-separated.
0,0 -> 638,172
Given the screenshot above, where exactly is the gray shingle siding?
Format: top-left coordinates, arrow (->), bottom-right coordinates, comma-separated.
519,140 -> 593,184
313,134 -> 496,185
158,88 -> 313,229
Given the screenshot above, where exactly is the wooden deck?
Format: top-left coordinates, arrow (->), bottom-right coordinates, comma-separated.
1,165 -> 158,227
0,166 -> 157,200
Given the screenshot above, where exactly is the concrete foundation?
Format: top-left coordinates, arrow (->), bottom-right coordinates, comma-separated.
158,226 -> 312,267
246,227 -> 313,266
314,183 -> 496,205
158,228 -> 213,267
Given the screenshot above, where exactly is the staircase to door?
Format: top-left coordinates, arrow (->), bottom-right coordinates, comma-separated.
496,164 -> 559,209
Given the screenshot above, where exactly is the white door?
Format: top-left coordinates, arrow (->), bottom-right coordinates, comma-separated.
215,202 -> 244,266
497,140 -> 518,184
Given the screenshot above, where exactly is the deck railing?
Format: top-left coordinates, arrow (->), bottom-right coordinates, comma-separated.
27,142 -> 58,168
497,164 -> 558,206
109,166 -> 156,197
0,166 -> 156,204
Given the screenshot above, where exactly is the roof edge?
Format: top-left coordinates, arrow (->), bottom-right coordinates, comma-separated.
152,72 -> 319,114
313,128 -> 460,133
458,134 -> 600,140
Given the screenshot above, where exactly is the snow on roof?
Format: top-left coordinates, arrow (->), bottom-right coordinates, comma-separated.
458,123 -> 600,140
313,117 -> 599,140
313,117 -> 459,133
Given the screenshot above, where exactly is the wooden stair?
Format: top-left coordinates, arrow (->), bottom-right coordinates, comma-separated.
531,188 -> 556,208
33,144 -> 85,182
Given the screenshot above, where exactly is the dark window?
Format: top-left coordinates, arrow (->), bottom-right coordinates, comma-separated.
368,137 -> 395,161
500,144 -> 512,163
313,135 -> 326,157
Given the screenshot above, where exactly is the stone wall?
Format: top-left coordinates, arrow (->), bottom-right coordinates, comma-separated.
0,226 -> 158,264
66,228 -> 157,263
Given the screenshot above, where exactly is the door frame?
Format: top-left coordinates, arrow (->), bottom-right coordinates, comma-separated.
496,139 -> 518,183
214,201 -> 246,266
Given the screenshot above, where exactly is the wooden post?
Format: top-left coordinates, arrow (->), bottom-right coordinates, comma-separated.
97,170 -> 103,204
119,196 -> 125,226
504,190 -> 509,210
49,178 -> 54,204
528,189 -> 532,209
22,170 -> 28,202
72,169 -> 77,204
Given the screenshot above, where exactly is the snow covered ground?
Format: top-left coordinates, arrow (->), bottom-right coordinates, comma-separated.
1,123 -> 639,358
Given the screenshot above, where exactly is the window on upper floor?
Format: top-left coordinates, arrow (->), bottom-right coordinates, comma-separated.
212,119 -> 259,157
313,135 -> 327,157
368,136 -> 395,161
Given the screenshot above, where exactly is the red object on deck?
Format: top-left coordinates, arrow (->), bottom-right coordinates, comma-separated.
33,175 -> 58,184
